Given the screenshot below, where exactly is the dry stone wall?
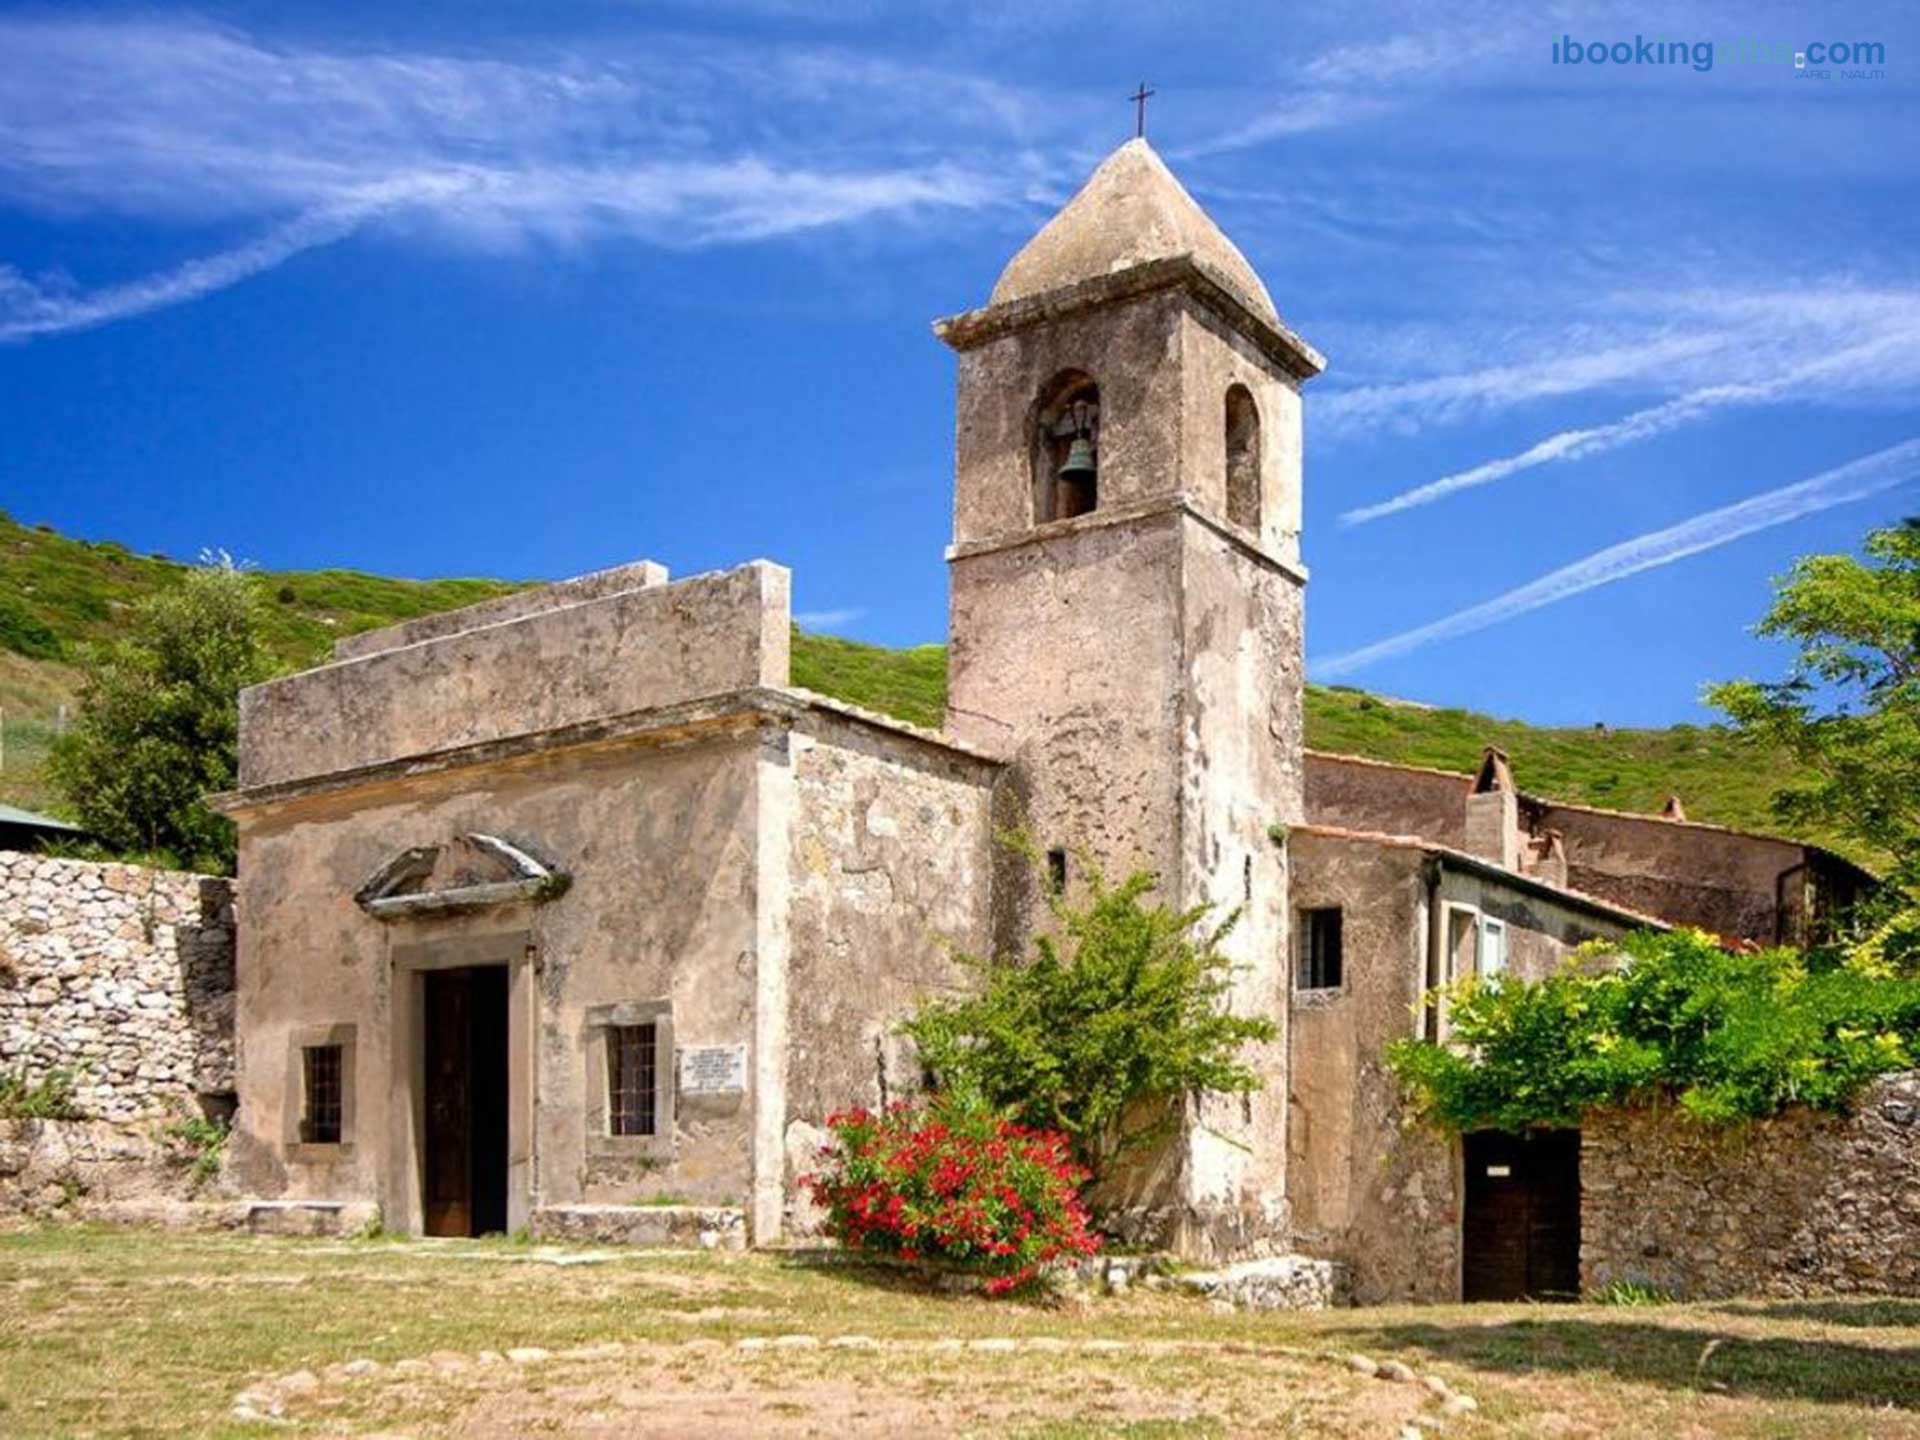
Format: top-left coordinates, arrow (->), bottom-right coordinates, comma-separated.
0,851 -> 235,1121
1582,1072 -> 1920,1299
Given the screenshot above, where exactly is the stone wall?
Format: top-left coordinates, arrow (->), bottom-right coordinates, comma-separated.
780,706 -> 997,1237
0,851 -> 235,1122
1305,752 -> 1472,852
1582,1072 -> 1920,1299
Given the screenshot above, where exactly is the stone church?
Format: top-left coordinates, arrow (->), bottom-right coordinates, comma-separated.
211,140 -> 1874,1301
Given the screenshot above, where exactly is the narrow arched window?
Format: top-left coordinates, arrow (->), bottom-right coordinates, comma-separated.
1225,384 -> 1261,532
1032,370 -> 1100,523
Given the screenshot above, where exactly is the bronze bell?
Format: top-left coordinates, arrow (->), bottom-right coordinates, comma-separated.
1058,435 -> 1097,484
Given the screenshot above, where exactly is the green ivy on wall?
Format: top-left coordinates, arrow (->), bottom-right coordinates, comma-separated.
1386,928 -> 1920,1132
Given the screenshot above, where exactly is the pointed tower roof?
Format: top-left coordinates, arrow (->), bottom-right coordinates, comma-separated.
989,138 -> 1278,325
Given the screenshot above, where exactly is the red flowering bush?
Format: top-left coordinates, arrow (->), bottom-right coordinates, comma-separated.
803,1095 -> 1100,1295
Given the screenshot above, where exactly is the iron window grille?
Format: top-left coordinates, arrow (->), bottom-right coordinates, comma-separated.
1297,907 -> 1344,991
301,1044 -> 344,1144
607,1023 -> 659,1137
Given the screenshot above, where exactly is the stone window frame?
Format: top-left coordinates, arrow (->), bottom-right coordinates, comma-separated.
283,1023 -> 358,1162
582,999 -> 674,1160
1294,906 -> 1345,994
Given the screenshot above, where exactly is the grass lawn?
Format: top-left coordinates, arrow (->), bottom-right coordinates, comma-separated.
3,1227 -> 1918,1437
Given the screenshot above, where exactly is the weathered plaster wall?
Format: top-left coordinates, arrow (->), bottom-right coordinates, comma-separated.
948,289 -> 1195,545
1527,803 -> 1802,942
240,562 -> 790,788
1176,519 -> 1301,1255
0,852 -> 234,1122
229,730 -> 763,1223
1583,1072 -> 1920,1299
1305,754 -> 1472,851
1175,301 -> 1304,565
1287,834 -> 1457,1304
947,513 -> 1187,903
781,713 -> 997,1233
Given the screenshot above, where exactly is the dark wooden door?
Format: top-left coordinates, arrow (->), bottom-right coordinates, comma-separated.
423,970 -> 473,1238
1462,1129 -> 1581,1301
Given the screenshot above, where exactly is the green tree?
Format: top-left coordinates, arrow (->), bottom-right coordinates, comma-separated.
1706,519 -> 1920,974
1707,518 -> 1920,894
48,557 -> 277,873
904,846 -> 1277,1172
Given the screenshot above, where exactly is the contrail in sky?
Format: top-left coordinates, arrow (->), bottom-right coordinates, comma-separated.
1314,438 -> 1920,679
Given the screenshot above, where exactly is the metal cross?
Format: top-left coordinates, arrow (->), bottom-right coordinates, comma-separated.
1129,82 -> 1155,138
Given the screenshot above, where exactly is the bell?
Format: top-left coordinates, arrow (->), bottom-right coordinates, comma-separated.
1058,435 -> 1097,483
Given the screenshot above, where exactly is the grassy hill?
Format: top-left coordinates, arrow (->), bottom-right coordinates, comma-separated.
0,509 -> 1842,859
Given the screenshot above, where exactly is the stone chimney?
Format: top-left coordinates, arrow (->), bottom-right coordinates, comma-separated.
1464,746 -> 1521,870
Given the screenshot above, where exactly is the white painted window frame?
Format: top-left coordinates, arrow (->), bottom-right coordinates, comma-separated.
1440,901 -> 1482,984
1479,916 -> 1509,978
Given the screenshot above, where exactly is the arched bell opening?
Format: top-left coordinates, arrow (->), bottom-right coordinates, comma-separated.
1031,369 -> 1101,523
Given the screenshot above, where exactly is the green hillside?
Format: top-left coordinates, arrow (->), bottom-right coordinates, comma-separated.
0,510 -> 524,813
0,510 -> 1846,861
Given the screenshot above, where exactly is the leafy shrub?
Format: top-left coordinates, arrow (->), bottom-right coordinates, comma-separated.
803,1095 -> 1099,1295
0,596 -> 63,660
1387,929 -> 1920,1131
1595,1280 -> 1673,1306
905,846 -> 1275,1169
0,1069 -> 81,1121
164,1114 -> 229,1189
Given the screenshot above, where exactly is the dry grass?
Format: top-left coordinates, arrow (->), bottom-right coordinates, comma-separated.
2,1226 -> 1917,1438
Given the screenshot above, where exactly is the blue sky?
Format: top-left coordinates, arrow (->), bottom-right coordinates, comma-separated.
2,1 -> 1917,726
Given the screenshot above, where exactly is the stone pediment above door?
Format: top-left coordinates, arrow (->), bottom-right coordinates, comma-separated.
354,834 -> 570,921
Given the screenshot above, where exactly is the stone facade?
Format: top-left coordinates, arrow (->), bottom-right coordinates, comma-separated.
1582,1072 -> 1920,1300
218,556 -> 997,1245
1287,827 -> 1645,1304
0,851 -> 234,1121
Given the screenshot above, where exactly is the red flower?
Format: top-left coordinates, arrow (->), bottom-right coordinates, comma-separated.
807,1099 -> 1097,1298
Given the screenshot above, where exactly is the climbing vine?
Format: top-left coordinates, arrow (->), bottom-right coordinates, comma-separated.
1386,928 -> 1920,1131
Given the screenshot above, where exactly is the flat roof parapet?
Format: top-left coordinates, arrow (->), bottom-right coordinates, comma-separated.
334,559 -> 672,661
239,559 -> 789,790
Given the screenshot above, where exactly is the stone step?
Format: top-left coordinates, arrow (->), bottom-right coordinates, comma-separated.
528,1203 -> 747,1251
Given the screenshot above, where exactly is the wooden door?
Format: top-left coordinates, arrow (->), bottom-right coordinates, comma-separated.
1462,1129 -> 1581,1301
423,969 -> 473,1238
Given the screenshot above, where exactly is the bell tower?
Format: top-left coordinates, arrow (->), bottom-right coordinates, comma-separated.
935,138 -> 1324,1258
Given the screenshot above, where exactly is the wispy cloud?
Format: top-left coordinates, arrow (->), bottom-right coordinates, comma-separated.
1317,283 -> 1920,450
1314,438 -> 1920,679
0,16 -> 1035,340
1177,24 -> 1532,157
794,606 -> 867,630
